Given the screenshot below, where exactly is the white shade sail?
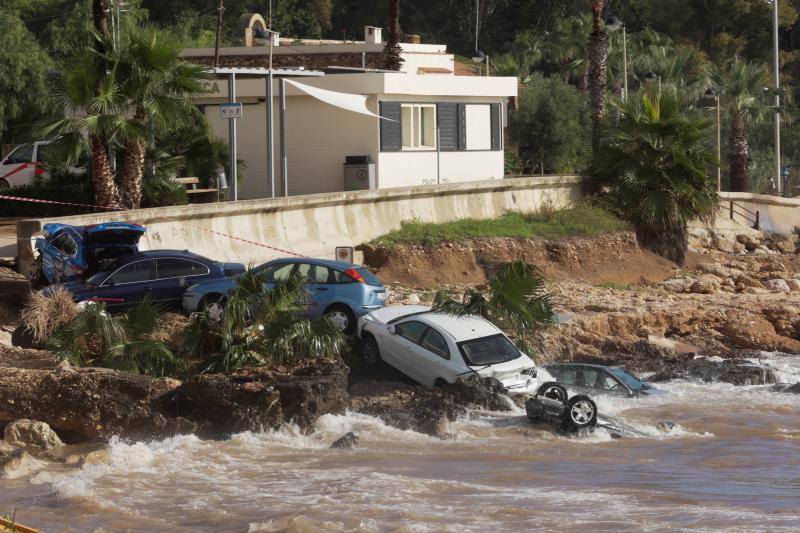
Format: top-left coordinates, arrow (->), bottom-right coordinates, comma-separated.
284,79 -> 393,120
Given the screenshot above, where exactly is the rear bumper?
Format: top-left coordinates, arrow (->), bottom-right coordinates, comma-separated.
354,304 -> 383,317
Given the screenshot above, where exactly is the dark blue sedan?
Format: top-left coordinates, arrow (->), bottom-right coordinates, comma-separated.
55,250 -> 246,313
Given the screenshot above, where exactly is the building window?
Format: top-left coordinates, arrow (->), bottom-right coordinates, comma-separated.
401,104 -> 437,150
465,104 -> 492,150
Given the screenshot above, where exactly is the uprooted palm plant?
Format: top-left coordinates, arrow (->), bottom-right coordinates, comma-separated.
432,261 -> 555,353
20,287 -> 80,345
49,298 -> 185,377
182,269 -> 345,374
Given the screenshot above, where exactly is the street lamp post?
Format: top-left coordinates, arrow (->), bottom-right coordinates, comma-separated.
605,16 -> 628,101
705,88 -> 722,191
769,0 -> 782,196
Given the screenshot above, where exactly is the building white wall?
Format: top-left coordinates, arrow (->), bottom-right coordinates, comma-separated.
206,94 -> 379,199
378,151 -> 504,189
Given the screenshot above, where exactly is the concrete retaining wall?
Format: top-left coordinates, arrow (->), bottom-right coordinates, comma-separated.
17,175 -> 588,270
720,192 -> 800,235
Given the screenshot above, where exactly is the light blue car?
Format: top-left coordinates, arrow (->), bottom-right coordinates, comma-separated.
182,257 -> 387,333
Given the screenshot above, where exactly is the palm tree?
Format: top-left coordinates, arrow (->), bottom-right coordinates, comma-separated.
36,62 -> 126,208
112,25 -> 208,208
587,0 -> 609,153
183,269 -> 345,374
711,57 -> 767,192
542,14 -> 591,88
592,91 -> 719,265
382,0 -> 403,71
432,261 -> 554,353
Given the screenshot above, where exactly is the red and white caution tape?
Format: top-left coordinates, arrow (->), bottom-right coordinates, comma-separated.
0,192 -> 308,258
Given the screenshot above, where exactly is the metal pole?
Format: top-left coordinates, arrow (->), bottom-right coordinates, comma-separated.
475,0 -> 479,52
213,0 -> 224,68
772,0 -> 782,195
279,78 -> 288,197
622,26 -> 629,101
228,73 -> 238,201
485,55 -> 489,76
267,29 -> 275,197
436,126 -> 441,185
716,95 -> 722,191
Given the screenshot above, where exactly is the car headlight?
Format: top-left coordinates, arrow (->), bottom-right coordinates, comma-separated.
521,367 -> 537,377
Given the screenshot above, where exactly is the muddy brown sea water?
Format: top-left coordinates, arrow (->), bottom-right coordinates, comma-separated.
1,352 -> 799,532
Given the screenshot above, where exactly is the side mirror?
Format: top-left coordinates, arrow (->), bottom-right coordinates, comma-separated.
387,325 -> 396,335
104,278 -> 115,287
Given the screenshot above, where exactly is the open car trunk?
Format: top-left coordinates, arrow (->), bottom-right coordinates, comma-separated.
83,223 -> 146,275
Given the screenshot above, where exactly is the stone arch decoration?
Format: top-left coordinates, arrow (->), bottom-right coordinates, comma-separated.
239,13 -> 267,47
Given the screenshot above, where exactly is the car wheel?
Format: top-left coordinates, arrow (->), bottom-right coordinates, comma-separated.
563,395 -> 597,430
537,382 -> 568,402
326,305 -> 356,335
0,179 -> 9,188
360,335 -> 382,365
201,294 -> 226,324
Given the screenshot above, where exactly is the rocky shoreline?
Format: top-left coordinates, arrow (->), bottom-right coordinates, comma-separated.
3,227 -> 800,477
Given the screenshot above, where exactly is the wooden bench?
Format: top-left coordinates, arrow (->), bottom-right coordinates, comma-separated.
174,177 -> 219,203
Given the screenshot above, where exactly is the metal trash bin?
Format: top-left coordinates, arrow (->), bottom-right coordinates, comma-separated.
343,155 -> 376,191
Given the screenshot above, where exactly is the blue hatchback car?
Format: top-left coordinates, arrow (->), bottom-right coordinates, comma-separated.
33,222 -> 146,285
55,250 -> 246,313
182,258 -> 387,333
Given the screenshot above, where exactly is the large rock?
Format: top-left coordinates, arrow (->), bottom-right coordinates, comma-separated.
4,419 -> 63,451
690,275 -> 721,294
349,377 -> 511,438
720,315 -> 800,353
0,358 -> 350,443
159,358 -> 349,439
764,278 -> 791,293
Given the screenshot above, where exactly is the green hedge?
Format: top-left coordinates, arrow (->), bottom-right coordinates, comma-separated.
0,177 -> 99,218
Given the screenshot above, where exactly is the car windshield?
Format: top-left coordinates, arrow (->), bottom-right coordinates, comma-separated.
608,367 -> 644,390
458,334 -> 522,366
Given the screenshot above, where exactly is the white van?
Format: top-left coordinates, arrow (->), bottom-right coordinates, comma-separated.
0,141 -> 54,187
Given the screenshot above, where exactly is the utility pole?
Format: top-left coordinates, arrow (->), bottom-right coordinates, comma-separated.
771,0 -> 782,195
213,0 -> 225,68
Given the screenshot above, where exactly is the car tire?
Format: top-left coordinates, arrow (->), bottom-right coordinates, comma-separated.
537,382 -> 568,402
201,294 -> 226,324
325,304 -> 356,335
360,335 -> 382,365
563,395 -> 597,430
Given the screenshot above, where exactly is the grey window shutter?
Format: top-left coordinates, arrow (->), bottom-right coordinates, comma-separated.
490,103 -> 502,151
379,101 -> 402,152
457,103 -> 467,151
437,103 -> 459,151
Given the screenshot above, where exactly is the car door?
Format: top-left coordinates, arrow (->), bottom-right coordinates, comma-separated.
572,366 -> 602,396
95,259 -> 157,313
294,263 -> 336,318
0,144 -> 35,187
413,326 -> 456,385
149,258 -> 212,309
381,320 -> 428,383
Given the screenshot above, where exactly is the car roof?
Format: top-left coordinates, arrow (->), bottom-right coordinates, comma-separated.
112,249 -> 211,264
546,363 -> 616,371
415,312 -> 501,342
264,257 -> 360,270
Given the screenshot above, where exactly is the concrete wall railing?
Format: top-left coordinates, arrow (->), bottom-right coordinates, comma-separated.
720,192 -> 800,235
17,175 -> 588,271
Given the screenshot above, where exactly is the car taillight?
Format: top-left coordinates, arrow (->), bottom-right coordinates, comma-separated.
344,268 -> 366,284
73,266 -> 84,275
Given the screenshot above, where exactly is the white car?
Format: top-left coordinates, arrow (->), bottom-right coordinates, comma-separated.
0,142 -> 53,187
357,305 -> 552,394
